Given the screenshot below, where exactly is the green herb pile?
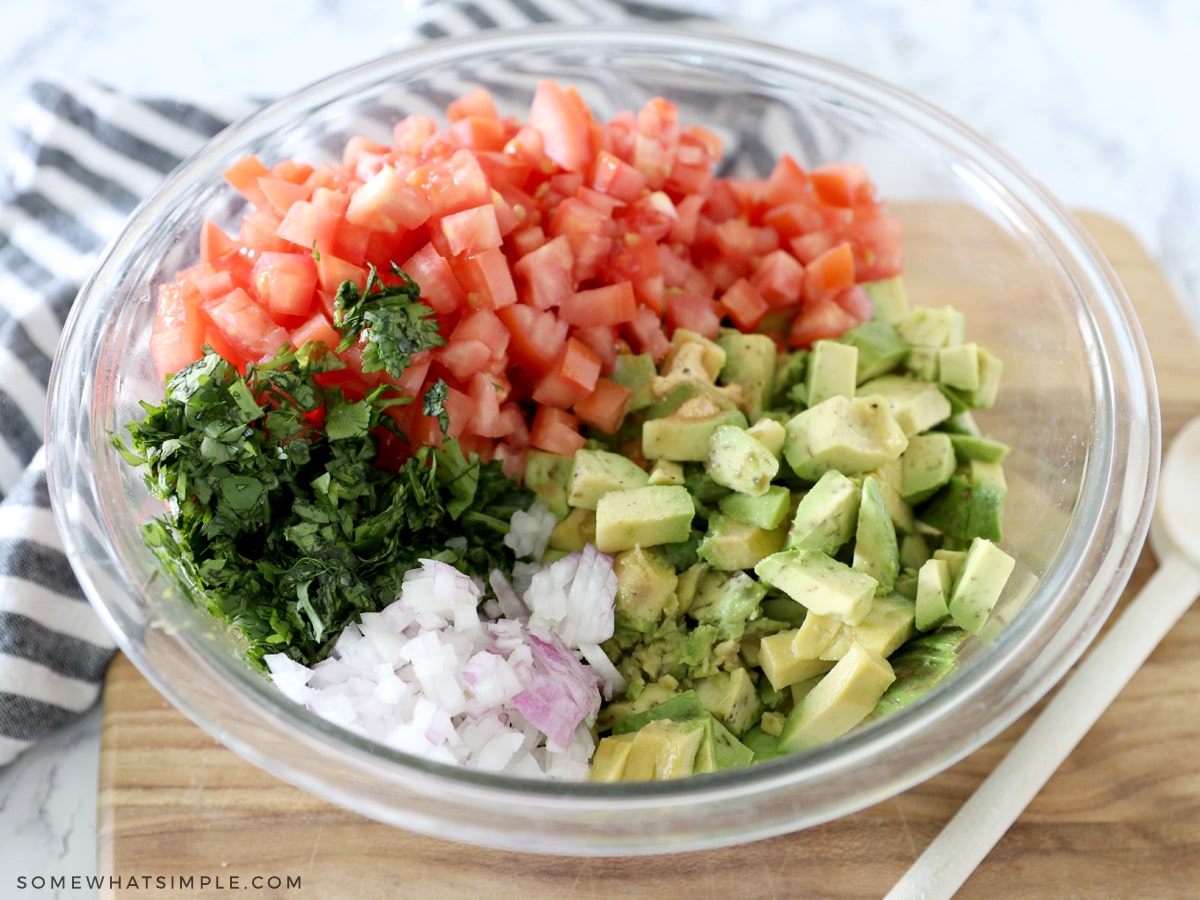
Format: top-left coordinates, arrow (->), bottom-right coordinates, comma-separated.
116,271 -> 534,667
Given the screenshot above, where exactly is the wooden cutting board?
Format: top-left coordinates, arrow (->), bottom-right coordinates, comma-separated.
97,212 -> 1200,899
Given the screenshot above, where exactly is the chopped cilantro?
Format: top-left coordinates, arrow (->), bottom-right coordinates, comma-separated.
333,263 -> 444,379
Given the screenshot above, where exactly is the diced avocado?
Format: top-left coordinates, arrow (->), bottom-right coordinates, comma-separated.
901,432 -> 957,503
522,450 -> 574,519
746,417 -> 786,459
821,594 -> 916,661
792,610 -> 844,658
937,342 -> 981,391
567,448 -> 649,510
718,484 -> 791,530
947,537 -> 1016,633
642,397 -> 748,462
688,568 -> 767,638
647,459 -> 686,485
718,330 -> 777,422
871,458 -> 917,534
705,424 -> 779,496
839,318 -> 911,383
778,642 -> 896,752
613,546 -> 679,632
915,556 -> 953,631
695,715 -> 757,772
759,596 -> 806,626
896,305 -> 965,349
662,329 -> 727,383
858,374 -> 953,436
621,717 -> 708,780
597,680 -> 680,732
770,349 -> 808,407
805,340 -> 858,407
697,514 -> 788,571
783,395 -> 909,481
741,725 -> 786,762
899,532 -> 931,570
864,627 -> 971,723
547,506 -> 596,552
594,484 -> 696,553
961,347 -> 1002,409
754,548 -> 878,625
787,469 -> 861,554
905,345 -> 939,382
918,458 -> 1006,542
610,352 -> 659,412
694,668 -> 763,736
948,432 -> 1010,464
589,732 -> 638,782
933,547 -> 967,583
863,276 -> 911,326
852,475 -> 900,595
610,690 -> 707,734
893,567 -> 919,602
758,628 -> 836,691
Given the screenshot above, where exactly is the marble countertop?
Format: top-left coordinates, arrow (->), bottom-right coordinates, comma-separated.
2,0 -> 1197,894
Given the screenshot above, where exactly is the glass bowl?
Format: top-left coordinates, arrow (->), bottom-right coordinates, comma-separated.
46,26 -> 1158,855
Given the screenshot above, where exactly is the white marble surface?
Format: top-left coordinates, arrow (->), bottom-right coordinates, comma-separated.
1,0 -> 1198,893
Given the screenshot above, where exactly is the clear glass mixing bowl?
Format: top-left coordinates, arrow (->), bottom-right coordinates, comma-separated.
46,26 -> 1158,855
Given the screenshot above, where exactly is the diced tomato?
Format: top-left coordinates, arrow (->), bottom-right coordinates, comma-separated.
622,305 -> 671,363
632,97 -> 680,188
408,148 -> 493,218
832,284 -> 874,323
497,304 -> 568,376
400,243 -> 466,314
150,281 -> 206,378
448,87 -> 500,122
275,200 -> 340,255
289,311 -> 340,351
803,240 -> 856,303
201,287 -> 291,364
438,339 -> 492,381
572,377 -> 632,434
532,337 -> 601,408
251,251 -> 318,319
239,208 -> 290,253
570,324 -> 620,374
513,234 -> 574,309
844,214 -> 905,281
718,278 -> 770,332
452,247 -> 517,309
591,150 -> 648,203
786,297 -> 860,349
346,165 -> 431,233
664,290 -> 722,339
528,80 -> 595,173
559,281 -> 637,328
764,154 -> 809,206
200,220 -> 238,265
223,155 -> 271,208
465,372 -> 506,437
438,204 -> 503,256
750,248 -> 805,309
529,406 -> 586,455
809,162 -> 875,207
258,177 -> 311,216
790,229 -> 841,266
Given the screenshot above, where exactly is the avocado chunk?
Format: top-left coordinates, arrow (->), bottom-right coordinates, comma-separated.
754,548 -> 879,625
947,537 -> 1016,633
896,305 -> 965,349
805,340 -> 859,407
705,424 -> 779,496
914,556 -> 953,632
863,276 -> 911,326
787,469 -> 861,554
778,642 -> 896,752
688,568 -> 767,639
588,732 -> 638,782
523,450 -> 574,519
901,432 -> 957,503
694,668 -> 763,736
718,484 -> 791,530
937,341 -> 982,391
820,594 -> 916,661
547,506 -> 596,552
612,546 -> 679,632
594,484 -> 696,553
746,417 -> 786,458
858,374 -> 953,436
697,514 -> 788,572
647,458 -> 686,485
609,352 -> 658,412
918,458 -> 1006,542
740,725 -> 786,762
718,330 -> 777,422
610,690 -> 707,734
783,394 -> 909,481
642,397 -> 748,462
948,432 -> 1010,464
621,717 -> 709,780
567,448 -> 649,510
839,318 -> 911,383
596,680 -> 680,732
864,627 -> 971,723
852,475 -> 900,595
759,627 -> 836,691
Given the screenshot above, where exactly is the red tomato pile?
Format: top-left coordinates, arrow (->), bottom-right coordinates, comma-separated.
149,81 -> 903,474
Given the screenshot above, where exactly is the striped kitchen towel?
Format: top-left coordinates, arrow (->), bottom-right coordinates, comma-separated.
0,0 -> 707,765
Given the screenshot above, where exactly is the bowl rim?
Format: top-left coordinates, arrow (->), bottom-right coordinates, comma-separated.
46,23 -> 1160,854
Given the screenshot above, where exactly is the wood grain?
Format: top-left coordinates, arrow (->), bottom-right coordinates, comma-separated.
97,212 -> 1200,899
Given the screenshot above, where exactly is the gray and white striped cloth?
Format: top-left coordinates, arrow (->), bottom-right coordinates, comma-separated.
0,0 -> 705,765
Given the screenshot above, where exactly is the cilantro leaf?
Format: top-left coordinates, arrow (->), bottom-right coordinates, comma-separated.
422,378 -> 450,435
333,264 -> 444,379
